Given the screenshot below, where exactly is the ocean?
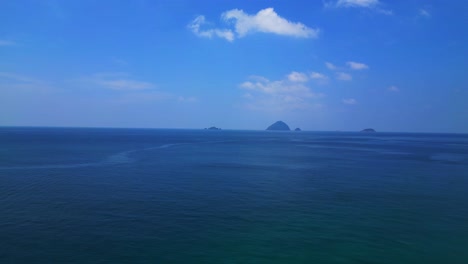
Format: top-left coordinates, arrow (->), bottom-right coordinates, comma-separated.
1,127 -> 467,263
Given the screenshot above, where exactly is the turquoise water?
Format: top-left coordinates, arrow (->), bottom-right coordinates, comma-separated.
1,127 -> 468,263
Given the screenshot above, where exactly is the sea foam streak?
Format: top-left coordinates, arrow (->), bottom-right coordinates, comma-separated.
0,143 -> 177,170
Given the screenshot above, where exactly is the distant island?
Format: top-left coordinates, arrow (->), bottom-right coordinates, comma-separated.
205,126 -> 221,130
266,121 -> 290,131
361,128 -> 376,132
294,128 -> 301,131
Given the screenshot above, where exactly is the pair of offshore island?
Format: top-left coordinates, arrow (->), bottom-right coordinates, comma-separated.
206,121 -> 376,133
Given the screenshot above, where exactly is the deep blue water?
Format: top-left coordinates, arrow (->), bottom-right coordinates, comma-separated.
1,127 -> 468,263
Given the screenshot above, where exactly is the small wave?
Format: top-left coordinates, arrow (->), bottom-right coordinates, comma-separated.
0,161 -> 102,170
379,151 -> 411,155
430,153 -> 466,163
153,144 -> 176,149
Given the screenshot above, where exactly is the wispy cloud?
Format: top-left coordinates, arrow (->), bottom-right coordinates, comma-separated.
336,72 -> 352,81
0,40 -> 16,46
326,0 -> 392,15
310,72 -> 329,81
111,91 -> 172,105
347,61 -> 369,70
287,71 -> 309,82
97,79 -> 154,91
342,98 -> 357,105
388,85 -> 399,92
325,62 -> 337,70
310,72 -> 329,84
188,15 -> 235,42
0,72 -> 54,93
189,7 -> 319,41
0,72 -> 39,83
419,9 -> 431,18
80,73 -> 155,91
240,74 -> 324,111
335,0 -> 380,8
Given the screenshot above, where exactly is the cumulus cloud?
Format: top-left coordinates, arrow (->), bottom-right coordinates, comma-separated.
240,74 -> 324,110
347,61 -> 369,70
287,71 -> 309,82
222,8 -> 319,38
189,8 -> 319,41
342,98 -> 357,105
188,15 -> 235,42
388,85 -> 399,92
336,72 -> 352,81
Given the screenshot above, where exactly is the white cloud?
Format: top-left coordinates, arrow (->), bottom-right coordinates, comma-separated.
336,72 -> 352,81
240,74 -> 324,110
97,79 -> 154,90
310,72 -> 328,80
243,93 -> 254,99
0,72 -> 56,94
326,0 -> 392,15
310,72 -> 329,84
112,91 -> 171,104
287,71 -> 309,82
388,85 -> 399,92
347,61 -> 369,70
222,8 -> 319,38
189,8 -> 319,41
419,9 -> 431,18
325,62 -> 337,70
0,40 -> 16,46
81,73 -> 156,91
336,0 -> 379,8
0,72 -> 40,83
342,98 -> 357,105
188,15 -> 235,42
377,9 -> 393,15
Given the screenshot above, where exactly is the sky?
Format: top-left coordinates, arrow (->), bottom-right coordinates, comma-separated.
1,0 -> 467,132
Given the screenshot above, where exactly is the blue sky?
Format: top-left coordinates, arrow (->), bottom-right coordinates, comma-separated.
1,0 -> 467,132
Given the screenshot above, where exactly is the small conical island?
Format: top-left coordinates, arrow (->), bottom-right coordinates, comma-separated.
294,128 -> 301,131
361,128 -> 376,132
266,121 -> 291,131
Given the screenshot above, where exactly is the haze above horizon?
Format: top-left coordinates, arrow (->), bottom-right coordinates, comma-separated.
1,0 -> 467,133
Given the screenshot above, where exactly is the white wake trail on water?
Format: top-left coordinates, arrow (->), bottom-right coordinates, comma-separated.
0,143 -> 181,170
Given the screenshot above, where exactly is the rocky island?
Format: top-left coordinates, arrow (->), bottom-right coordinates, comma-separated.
266,121 -> 291,131
205,126 -> 221,130
361,128 -> 376,132
294,128 -> 301,131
